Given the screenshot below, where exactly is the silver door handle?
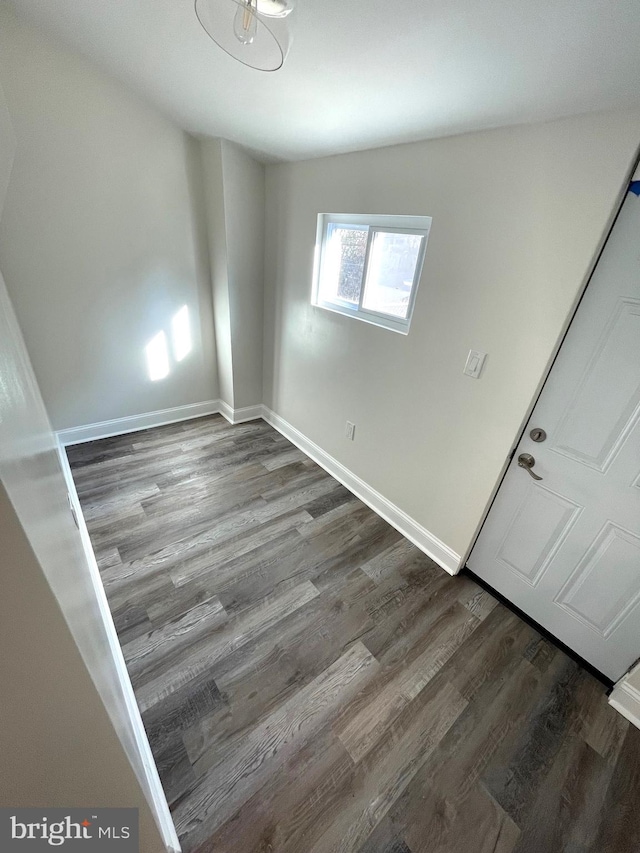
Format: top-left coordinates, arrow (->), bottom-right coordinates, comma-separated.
517,453 -> 543,480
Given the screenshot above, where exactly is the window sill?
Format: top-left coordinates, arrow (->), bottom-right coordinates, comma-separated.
311,301 -> 411,335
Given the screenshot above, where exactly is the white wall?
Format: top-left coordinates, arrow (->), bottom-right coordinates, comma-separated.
0,38 -> 174,853
201,138 -> 235,407
222,140 -> 265,409
0,216 -> 170,853
0,482 -> 165,853
201,137 -> 265,410
0,65 -> 15,219
264,111 -> 640,560
0,5 -> 218,431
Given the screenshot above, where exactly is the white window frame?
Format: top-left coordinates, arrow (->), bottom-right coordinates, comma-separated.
311,213 -> 432,334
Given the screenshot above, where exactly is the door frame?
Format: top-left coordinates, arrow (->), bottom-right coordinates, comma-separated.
461,148 -> 640,576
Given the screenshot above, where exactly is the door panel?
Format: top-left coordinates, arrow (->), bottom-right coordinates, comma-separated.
495,484 -> 582,586
551,298 -> 640,472
555,522 -> 640,635
469,182 -> 640,681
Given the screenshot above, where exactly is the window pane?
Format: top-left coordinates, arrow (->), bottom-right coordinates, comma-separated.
319,224 -> 368,306
361,231 -> 424,319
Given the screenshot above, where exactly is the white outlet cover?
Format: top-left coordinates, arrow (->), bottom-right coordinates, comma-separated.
463,349 -> 487,379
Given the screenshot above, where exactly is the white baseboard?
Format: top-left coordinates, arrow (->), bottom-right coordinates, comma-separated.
262,406 -> 461,575
56,399 -> 460,575
610,678 -> 640,731
56,400 -> 222,446
57,399 -> 263,445
56,442 -> 181,852
218,400 -> 234,424
219,401 -> 264,425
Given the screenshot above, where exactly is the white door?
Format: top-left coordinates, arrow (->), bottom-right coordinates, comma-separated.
469,180 -> 640,682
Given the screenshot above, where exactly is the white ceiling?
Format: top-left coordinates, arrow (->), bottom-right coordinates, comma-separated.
8,0 -> 640,162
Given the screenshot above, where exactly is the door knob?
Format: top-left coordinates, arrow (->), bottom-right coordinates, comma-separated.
518,453 -> 543,480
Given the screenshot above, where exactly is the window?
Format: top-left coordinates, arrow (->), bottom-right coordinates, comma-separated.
312,213 -> 431,333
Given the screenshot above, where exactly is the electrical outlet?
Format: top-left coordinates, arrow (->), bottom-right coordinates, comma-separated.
345,421 -> 356,441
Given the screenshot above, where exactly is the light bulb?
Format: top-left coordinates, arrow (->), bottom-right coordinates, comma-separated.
233,0 -> 258,45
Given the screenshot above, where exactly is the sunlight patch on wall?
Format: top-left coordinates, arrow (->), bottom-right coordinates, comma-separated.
145,330 -> 170,381
171,305 -> 192,362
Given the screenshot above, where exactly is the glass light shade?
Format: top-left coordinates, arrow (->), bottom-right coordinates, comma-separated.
195,0 -> 292,72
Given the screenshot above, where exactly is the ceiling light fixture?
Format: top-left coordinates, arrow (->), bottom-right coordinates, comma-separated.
195,0 -> 295,72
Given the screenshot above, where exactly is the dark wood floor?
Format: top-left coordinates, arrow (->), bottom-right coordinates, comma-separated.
67,414 -> 640,853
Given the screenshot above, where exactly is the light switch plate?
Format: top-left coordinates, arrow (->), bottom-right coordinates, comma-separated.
463,349 -> 486,379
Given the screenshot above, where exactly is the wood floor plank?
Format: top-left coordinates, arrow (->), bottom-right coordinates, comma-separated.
134,579 -> 321,713
168,511 -> 313,588
447,606 -> 533,701
584,692 -> 629,764
406,654 -> 542,813
308,681 -> 468,853
508,733 -> 612,853
405,782 -> 521,853
260,445 -> 307,471
368,657 -> 539,853
142,675 -> 226,754
80,483 -> 161,521
193,722 -> 355,853
111,601 -> 154,646
182,572 -> 377,768
173,642 -> 380,849
301,486 -> 356,520
336,603 -> 481,763
458,586 -> 498,620
591,726 -> 640,852
105,564 -> 175,617
122,596 -> 228,681
364,574 -> 472,667
145,581 -> 219,629
481,655 -> 590,826
101,496 -> 270,585
150,732 -> 197,809
67,414 -> 640,853
360,538 -> 424,584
